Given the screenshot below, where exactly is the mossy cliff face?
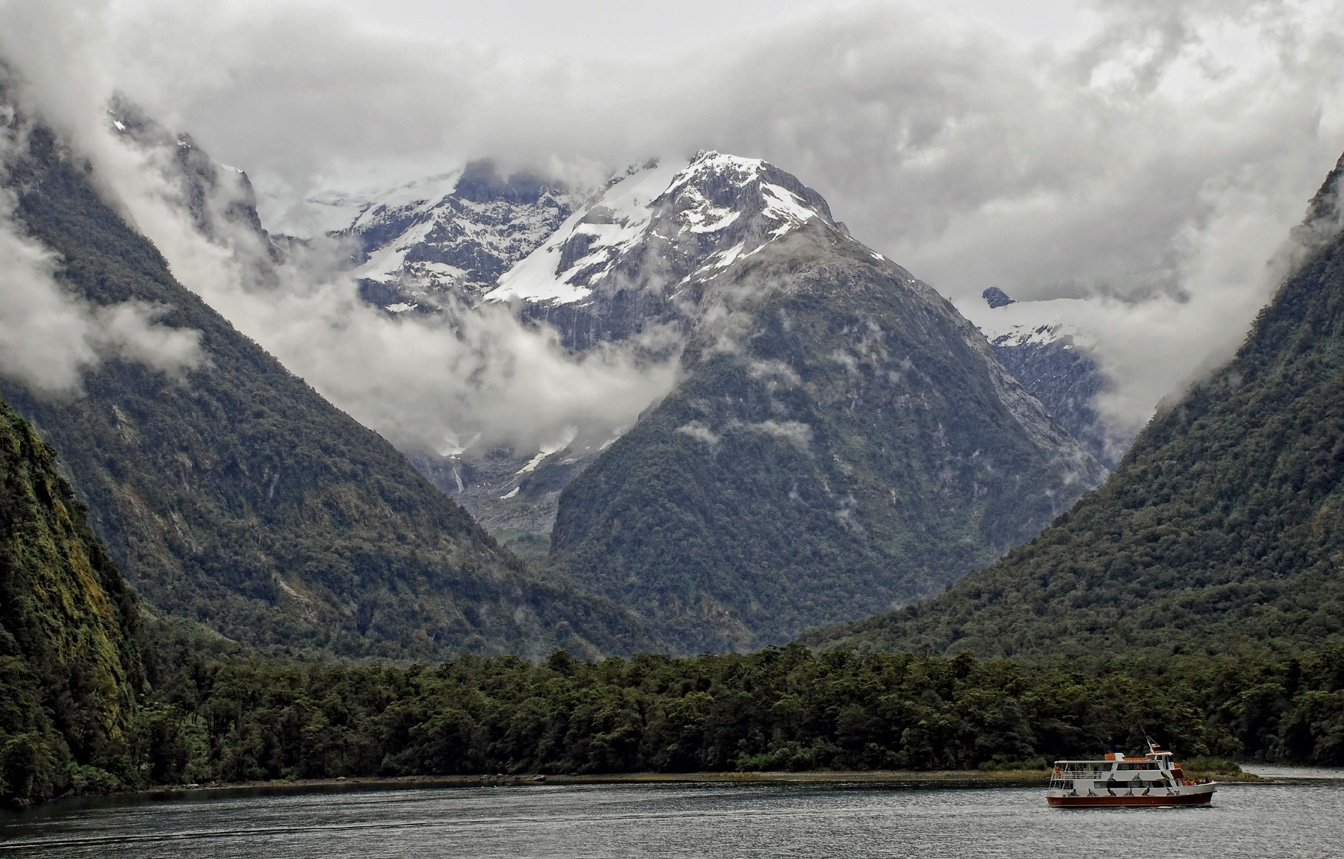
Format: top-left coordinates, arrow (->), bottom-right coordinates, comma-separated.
1,397 -> 145,803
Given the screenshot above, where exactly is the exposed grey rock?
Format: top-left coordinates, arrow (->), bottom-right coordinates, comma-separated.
988,333 -> 1117,468
108,95 -> 284,265
341,160 -> 585,313
971,290 -> 1127,468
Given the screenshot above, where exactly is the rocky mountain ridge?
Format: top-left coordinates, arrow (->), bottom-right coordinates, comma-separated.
37,92 -> 1111,654
341,161 -> 586,314
483,151 -> 851,350
806,150 -> 1344,659
962,288 -> 1122,468
1,98 -> 650,660
540,201 -> 1109,649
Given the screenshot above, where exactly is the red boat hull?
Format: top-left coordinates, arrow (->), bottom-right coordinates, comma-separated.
1047,790 -> 1214,808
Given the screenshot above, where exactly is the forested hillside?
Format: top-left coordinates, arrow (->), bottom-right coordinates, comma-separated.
0,121 -> 647,660
551,223 -> 1104,652
807,154 -> 1344,659
0,397 -> 145,803
114,643 -> 1344,784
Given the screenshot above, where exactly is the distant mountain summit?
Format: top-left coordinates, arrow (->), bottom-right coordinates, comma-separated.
340,160 -> 585,313
388,152 -> 874,547
961,289 -> 1121,468
807,150 -> 1344,659
483,151 -> 851,349
1,100 -> 648,660
982,287 -> 1016,309
527,158 -> 1108,651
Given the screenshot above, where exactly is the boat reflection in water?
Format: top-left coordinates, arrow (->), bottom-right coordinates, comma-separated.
1047,740 -> 1216,807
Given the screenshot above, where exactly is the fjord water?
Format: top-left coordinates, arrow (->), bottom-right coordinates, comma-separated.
2,781 -> 1340,858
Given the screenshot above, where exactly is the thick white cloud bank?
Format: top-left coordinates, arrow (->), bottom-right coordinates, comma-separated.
0,199 -> 203,396
0,1 -> 680,456
0,107 -> 204,395
2,0 -> 1343,441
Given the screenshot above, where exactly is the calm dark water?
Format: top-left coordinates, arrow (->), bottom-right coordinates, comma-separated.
2,780 -> 1340,858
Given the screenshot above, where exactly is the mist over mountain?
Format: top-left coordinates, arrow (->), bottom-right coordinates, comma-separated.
807,152 -> 1344,659
0,86 -> 650,660
340,160 -> 585,314
962,289 -> 1124,468
514,156 -> 1109,651
87,102 -> 681,477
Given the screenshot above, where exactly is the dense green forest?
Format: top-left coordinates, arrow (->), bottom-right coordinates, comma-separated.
808,153 -> 1344,660
551,224 -> 1105,652
0,398 -> 146,804
4,397 -> 1335,806
0,112 -> 647,661
7,639 -> 1340,804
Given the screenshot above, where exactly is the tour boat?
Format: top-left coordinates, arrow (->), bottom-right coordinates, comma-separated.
1046,741 -> 1216,807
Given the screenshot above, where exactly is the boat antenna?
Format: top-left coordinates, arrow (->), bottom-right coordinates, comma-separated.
1138,723 -> 1157,753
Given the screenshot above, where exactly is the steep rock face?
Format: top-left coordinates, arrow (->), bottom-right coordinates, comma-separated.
408,153 -> 858,541
341,161 -> 584,313
548,215 -> 1107,652
109,96 -> 281,262
0,397 -> 145,803
485,151 -> 850,351
968,290 -> 1120,468
0,119 -> 648,660
806,153 -> 1344,659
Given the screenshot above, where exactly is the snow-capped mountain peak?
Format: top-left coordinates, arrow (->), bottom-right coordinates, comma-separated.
483,150 -> 843,310
661,150 -> 835,236
485,157 -> 683,305
959,288 -> 1125,468
333,161 -> 588,313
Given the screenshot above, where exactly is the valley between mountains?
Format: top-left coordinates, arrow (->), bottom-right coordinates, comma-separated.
2,60 -> 1343,804
4,91 -> 1114,657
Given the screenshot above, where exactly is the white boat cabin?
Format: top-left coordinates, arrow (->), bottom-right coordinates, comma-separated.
1049,747 -> 1208,796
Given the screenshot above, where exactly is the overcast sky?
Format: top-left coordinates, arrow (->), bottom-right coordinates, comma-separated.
3,0 -> 1344,445
21,0 -> 1335,296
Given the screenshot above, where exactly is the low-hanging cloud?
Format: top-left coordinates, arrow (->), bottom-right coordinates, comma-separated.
0,215 -> 204,394
0,3 -> 681,456
4,0 -> 1344,440
0,109 -> 203,395
64,122 -> 681,457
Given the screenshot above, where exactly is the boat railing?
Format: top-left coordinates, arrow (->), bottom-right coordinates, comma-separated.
1052,766 -> 1108,780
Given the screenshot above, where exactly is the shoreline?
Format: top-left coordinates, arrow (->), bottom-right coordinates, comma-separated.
139,766 -> 1260,798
